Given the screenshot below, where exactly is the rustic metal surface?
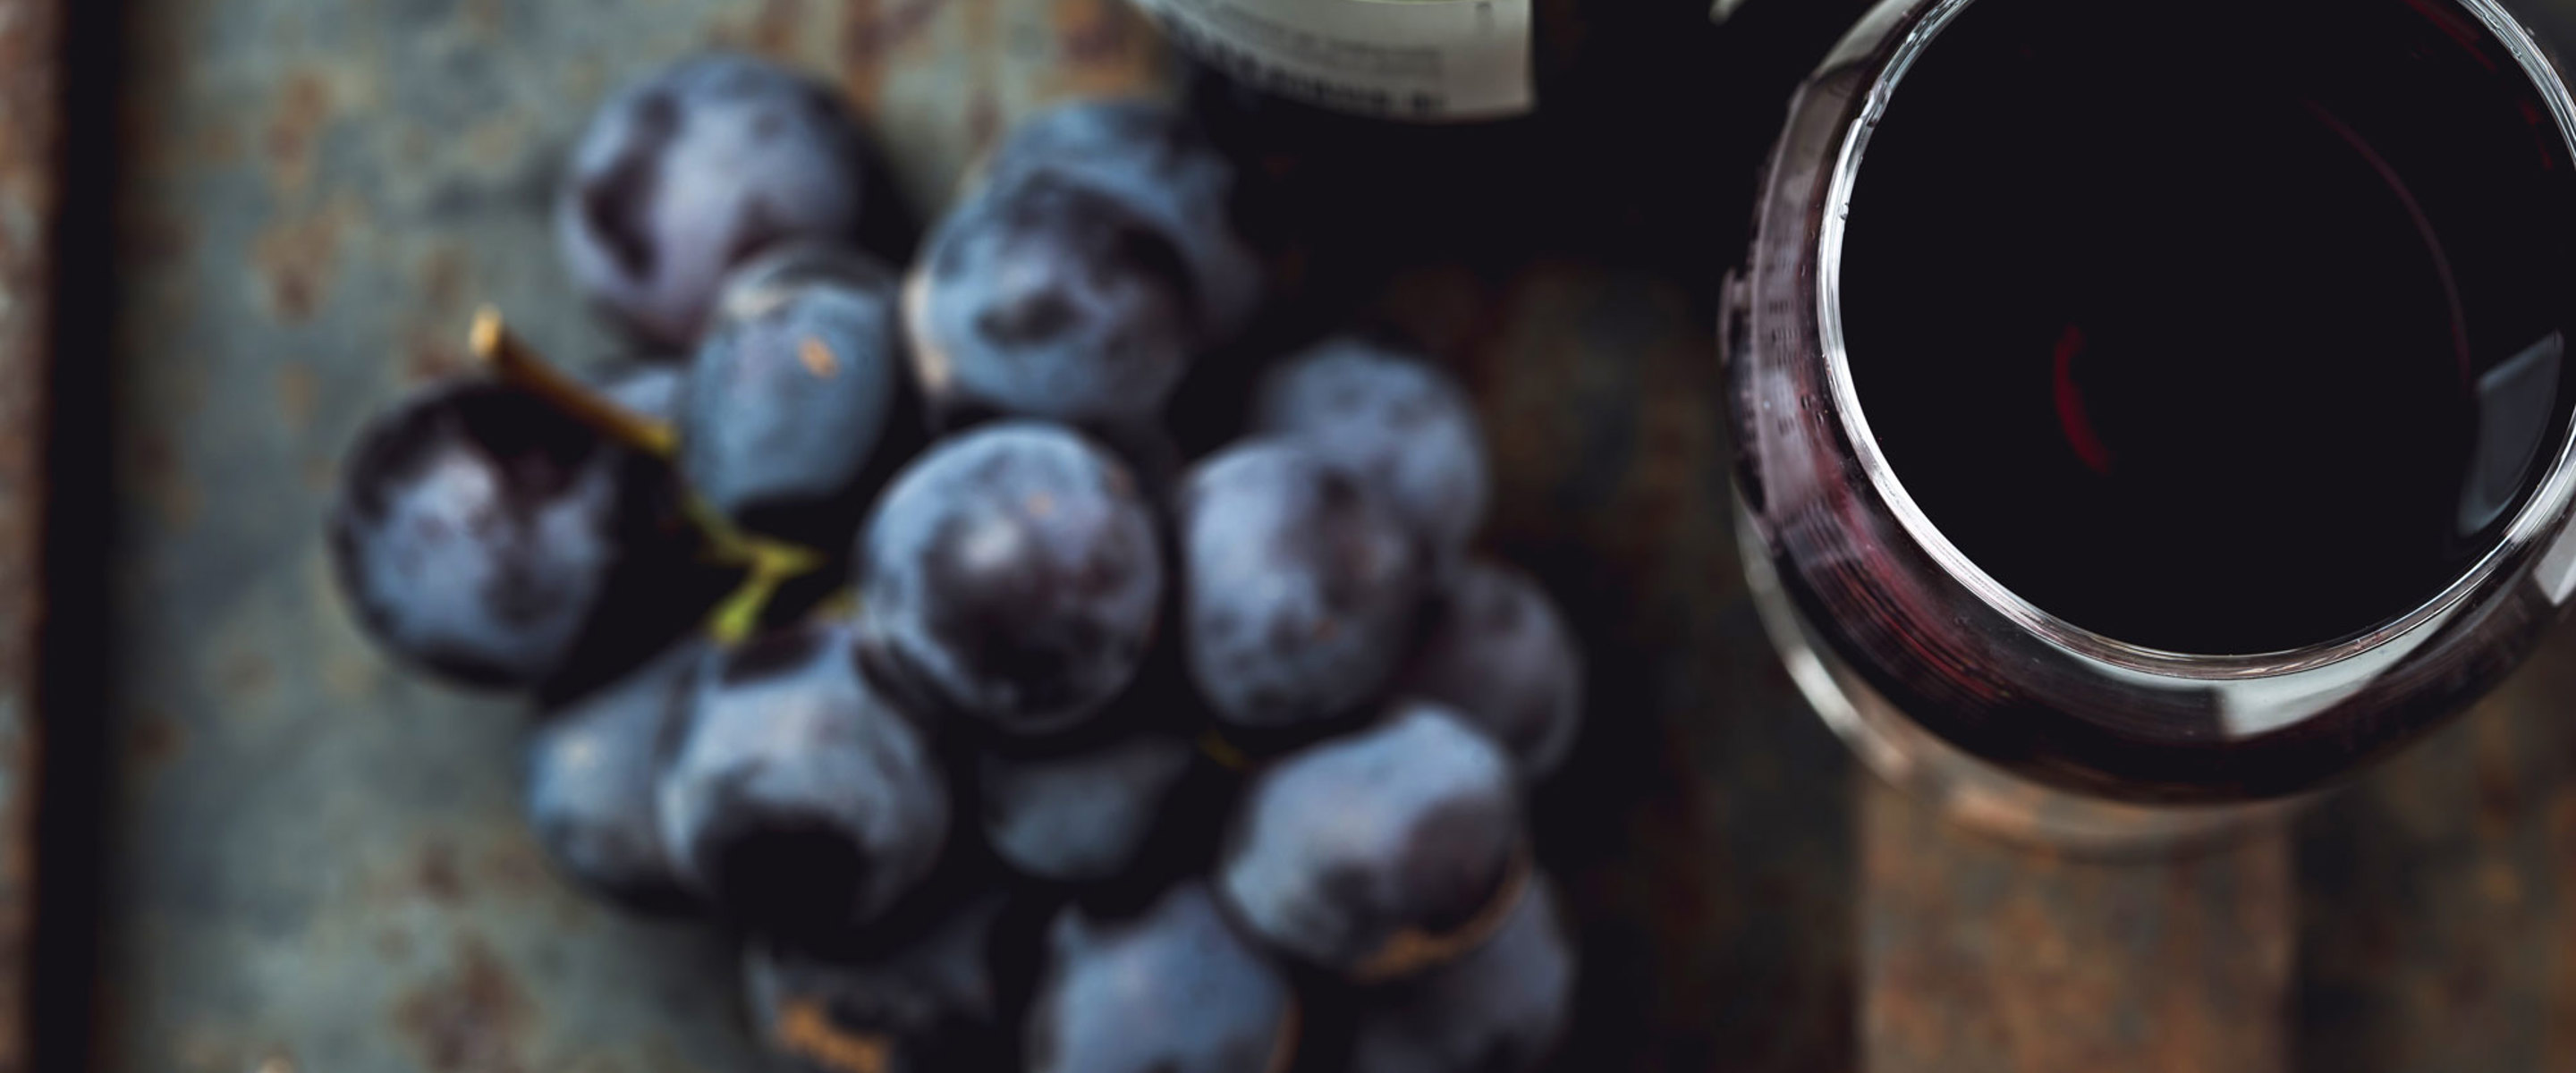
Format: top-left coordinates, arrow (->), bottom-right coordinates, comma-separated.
95,2 -> 1858,1072
2292,613 -> 2576,1073
1862,787 -> 2295,1072
86,2 -> 2576,1073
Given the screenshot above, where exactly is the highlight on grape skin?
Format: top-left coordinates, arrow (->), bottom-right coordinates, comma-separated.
680,241 -> 906,543
981,733 -> 1196,883
905,170 -> 1203,426
1178,440 -> 1428,733
1217,704 -> 1527,977
557,54 -> 898,351
328,378 -> 662,691
976,97 -> 1268,342
1255,337 -> 1493,569
1027,883 -> 1300,1073
856,421 -> 1167,737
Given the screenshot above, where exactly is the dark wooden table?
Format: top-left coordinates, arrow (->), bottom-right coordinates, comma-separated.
16,0 -> 2576,1070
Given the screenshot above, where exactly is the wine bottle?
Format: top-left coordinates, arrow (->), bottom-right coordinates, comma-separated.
1133,0 -> 1549,123
1134,0 -> 1874,286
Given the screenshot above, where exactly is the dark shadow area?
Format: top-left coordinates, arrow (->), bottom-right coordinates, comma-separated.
1358,249 -> 1860,1070
30,0 -> 126,1069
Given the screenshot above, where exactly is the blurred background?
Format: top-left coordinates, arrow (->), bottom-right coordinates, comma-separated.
10,0 -> 2576,1070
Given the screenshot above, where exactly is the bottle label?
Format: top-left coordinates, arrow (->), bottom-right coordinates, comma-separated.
1136,0 -> 1536,122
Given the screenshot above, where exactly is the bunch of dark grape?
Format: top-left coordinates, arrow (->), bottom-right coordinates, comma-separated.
329,54 -> 1584,1073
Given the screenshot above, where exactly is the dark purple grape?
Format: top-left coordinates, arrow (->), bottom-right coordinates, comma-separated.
743,895 -> 1012,1073
979,98 -> 1266,340
328,379 -> 682,690
856,423 -> 1165,737
904,171 -> 1199,425
1254,339 -> 1489,564
1217,704 -> 1522,978
980,734 -> 1195,883
680,241 -> 905,541
1349,877 -> 1575,1073
1027,883 -> 1297,1073
523,638 -> 706,914
1396,561 -> 1583,779
558,55 -> 895,350
656,621 -> 948,941
1177,441 -> 1427,731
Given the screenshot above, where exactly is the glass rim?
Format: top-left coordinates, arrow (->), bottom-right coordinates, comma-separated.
1813,0 -> 2576,680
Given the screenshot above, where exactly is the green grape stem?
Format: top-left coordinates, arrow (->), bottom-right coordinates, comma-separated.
468,306 -> 833,644
685,493 -> 832,646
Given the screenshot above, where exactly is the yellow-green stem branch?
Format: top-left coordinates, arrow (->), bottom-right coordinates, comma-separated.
469,308 -> 835,642
470,305 -> 679,458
